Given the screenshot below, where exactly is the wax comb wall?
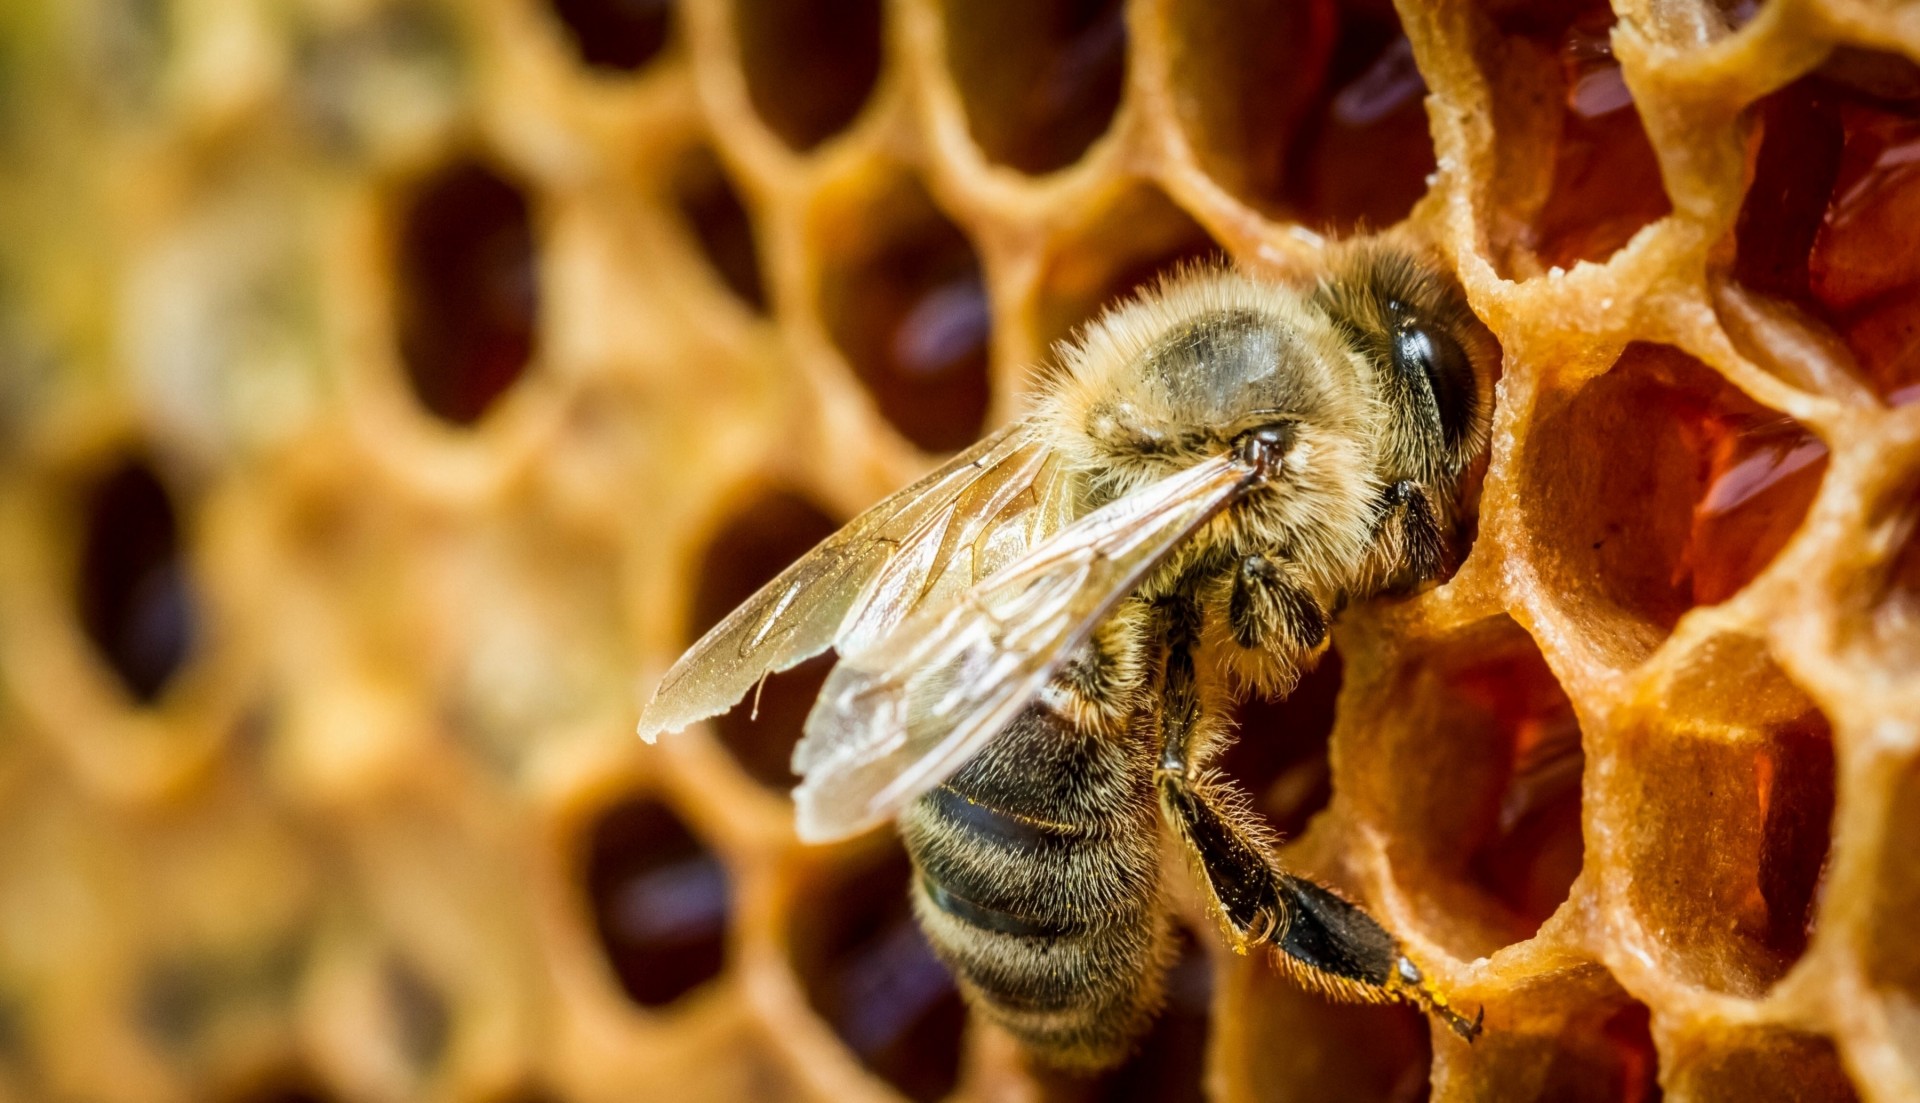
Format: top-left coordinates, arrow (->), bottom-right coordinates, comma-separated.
0,0 -> 1916,1101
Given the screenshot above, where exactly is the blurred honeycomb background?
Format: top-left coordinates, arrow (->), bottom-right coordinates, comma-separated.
2,0 -> 1919,1100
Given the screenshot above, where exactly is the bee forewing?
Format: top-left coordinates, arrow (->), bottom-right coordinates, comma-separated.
635,419 -> 1069,742
791,451 -> 1257,843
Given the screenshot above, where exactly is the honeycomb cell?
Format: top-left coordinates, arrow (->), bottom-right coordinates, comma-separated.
1215,647 -> 1343,842
385,957 -> 450,1072
690,490 -> 842,789
225,1075 -> 336,1103
77,456 -> 196,704
1035,928 -> 1211,1103
393,160 -> 540,426
1735,51 -> 1920,405
941,0 -> 1126,175
1481,0 -> 1671,271
1615,709 -> 1834,996
1665,1030 -> 1860,1103
1351,617 -> 1583,945
1520,344 -> 1825,660
736,0 -> 881,152
789,844 -> 964,1103
1167,0 -> 1435,232
583,798 -> 731,1008
671,145 -> 767,312
545,0 -> 672,73
1032,185 -> 1223,358
1435,981 -> 1658,1103
816,176 -> 991,452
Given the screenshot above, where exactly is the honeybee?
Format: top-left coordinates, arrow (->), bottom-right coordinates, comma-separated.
638,241 -> 1495,1068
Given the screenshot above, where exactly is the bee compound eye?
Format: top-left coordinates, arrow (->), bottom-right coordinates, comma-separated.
1392,321 -> 1476,452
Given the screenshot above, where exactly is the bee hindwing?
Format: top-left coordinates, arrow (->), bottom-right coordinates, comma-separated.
794,451 -> 1257,842
636,418 -> 1072,743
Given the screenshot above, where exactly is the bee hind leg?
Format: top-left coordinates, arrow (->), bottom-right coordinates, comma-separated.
1155,763 -> 1482,1039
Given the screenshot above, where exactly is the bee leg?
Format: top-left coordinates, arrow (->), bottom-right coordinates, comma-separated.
1151,598 -> 1481,1039
1227,555 -> 1329,653
1374,480 -> 1446,583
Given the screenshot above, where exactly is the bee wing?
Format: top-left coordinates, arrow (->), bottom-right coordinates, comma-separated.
637,418 -> 1074,742
793,451 -> 1258,842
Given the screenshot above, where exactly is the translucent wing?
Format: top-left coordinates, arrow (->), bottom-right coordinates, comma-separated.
793,451 -> 1259,842
637,418 -> 1073,742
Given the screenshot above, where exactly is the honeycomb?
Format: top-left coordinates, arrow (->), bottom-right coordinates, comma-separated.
1,0 -> 1918,1100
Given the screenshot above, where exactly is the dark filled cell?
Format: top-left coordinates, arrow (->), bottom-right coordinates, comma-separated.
394,160 -> 540,425
1452,639 -> 1586,934
672,146 -> 767,311
736,0 -> 882,151
1499,1 -> 1672,268
1736,51 -> 1920,405
1522,344 -> 1825,645
224,1074 -> 338,1103
790,846 -> 965,1103
943,0 -> 1127,174
691,490 -> 842,787
585,798 -> 731,1007
1753,713 -> 1836,962
820,181 -> 992,452
1216,648 -> 1344,841
77,457 -> 195,703
385,957 -> 451,1071
546,0 -> 672,72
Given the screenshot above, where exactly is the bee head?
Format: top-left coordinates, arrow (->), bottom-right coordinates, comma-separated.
1043,266 -> 1375,506
1311,245 -> 1497,497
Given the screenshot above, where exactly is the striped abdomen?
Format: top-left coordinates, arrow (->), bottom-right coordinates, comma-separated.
897,701 -> 1169,1069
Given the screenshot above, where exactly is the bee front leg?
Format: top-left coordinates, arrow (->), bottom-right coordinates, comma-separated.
1373,480 -> 1446,584
1227,555 -> 1329,653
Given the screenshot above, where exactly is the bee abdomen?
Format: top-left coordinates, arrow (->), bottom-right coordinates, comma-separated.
899,704 -> 1168,1069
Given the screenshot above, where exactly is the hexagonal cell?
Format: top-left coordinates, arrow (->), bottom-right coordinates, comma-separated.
582,797 -> 731,1008
1164,0 -> 1435,232
1615,707 -> 1834,996
1478,0 -> 1671,273
1664,1029 -> 1859,1103
670,145 -> 767,312
940,0 -> 1126,175
223,1072 -> 338,1103
816,175 -> 991,452
544,0 -> 672,73
1347,617 -> 1583,946
1031,185 -> 1224,359
77,456 -> 197,704
736,0 -> 881,152
689,490 -> 842,789
136,936 -> 304,1057
789,843 -> 964,1103
1734,50 -> 1920,406
1032,928 -> 1212,1103
1431,973 -> 1658,1103
1867,756 -> 1920,1074
384,956 -> 450,1071
1215,647 -> 1343,842
1519,344 -> 1827,661
392,159 -> 540,426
